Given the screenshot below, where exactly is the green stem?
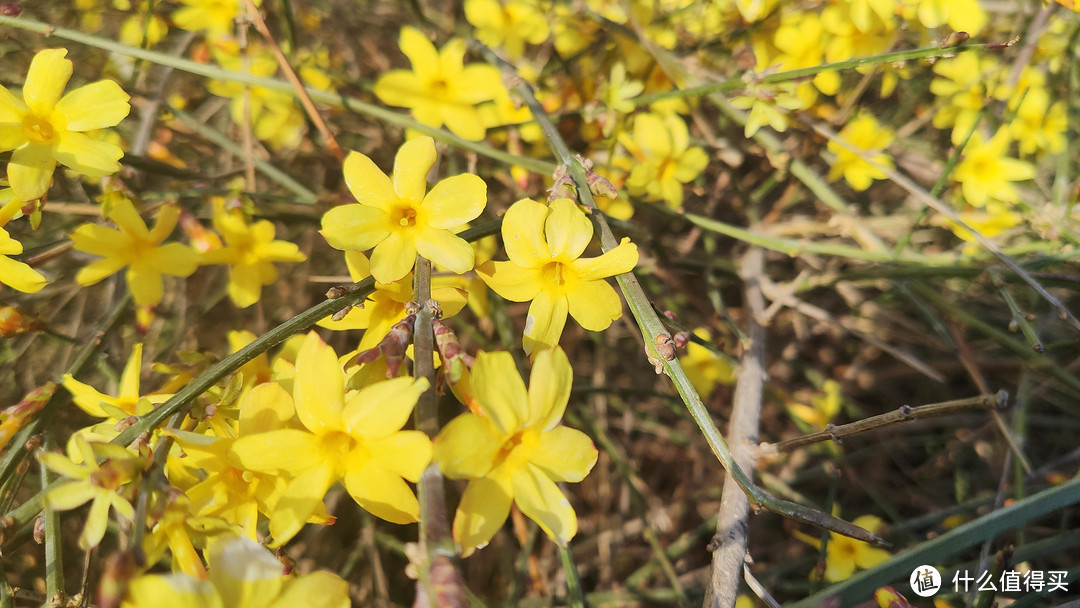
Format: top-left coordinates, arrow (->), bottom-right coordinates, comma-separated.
41,446 -> 64,605
558,545 -> 586,608
632,41 -> 999,106
480,46 -> 883,546
0,15 -> 556,175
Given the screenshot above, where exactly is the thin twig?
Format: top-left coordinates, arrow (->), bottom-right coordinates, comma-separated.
241,0 -> 345,162
705,247 -> 766,608
762,392 -> 1007,453
477,44 -> 884,546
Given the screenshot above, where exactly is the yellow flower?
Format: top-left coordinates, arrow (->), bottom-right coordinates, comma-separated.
231,332 -> 432,545
952,130 -> 1034,208
934,204 -> 1024,256
320,136 -> 487,284
730,82 -> 806,137
374,27 -> 504,141
318,251 -> 467,352
824,515 -> 891,581
0,48 -> 130,201
465,0 -> 549,60
477,198 -> 638,356
39,436 -> 144,550
1009,87 -> 1067,157
930,53 -> 997,145
598,62 -> 644,117
769,12 -> 840,97
200,201 -> 306,308
434,347 -> 597,554
827,114 -> 895,192
622,112 -> 709,209
62,343 -> 171,421
121,536 -> 350,608
172,0 -> 259,37
0,225 -> 46,293
679,329 -> 735,398
787,380 -> 842,430
905,0 -> 986,33
70,196 -> 199,307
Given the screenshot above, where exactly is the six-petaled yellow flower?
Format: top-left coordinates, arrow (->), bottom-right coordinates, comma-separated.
231,332 -> 432,546
70,196 -> 198,307
374,27 -> 504,141
827,114 -> 895,192
200,201 -> 306,308
0,48 -> 130,201
622,112 -> 708,209
478,198 -> 638,355
435,347 -> 597,555
952,130 -> 1034,208
321,136 -> 487,284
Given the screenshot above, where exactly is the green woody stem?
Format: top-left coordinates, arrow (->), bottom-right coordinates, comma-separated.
478,46 -> 883,546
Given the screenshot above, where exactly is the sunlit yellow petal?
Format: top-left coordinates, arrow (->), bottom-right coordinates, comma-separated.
320,204 -> 390,252
342,150 -> 397,213
207,536 -> 285,608
472,350 -> 527,433
54,130 -> 124,177
54,80 -> 130,131
523,290 -> 568,356
231,429 -> 322,475
271,571 -> 350,608
434,413 -> 503,478
126,266 -> 164,307
342,376 -> 428,437
566,279 -> 622,332
149,242 -> 198,277
293,332 -> 345,433
0,255 -> 47,293
527,347 -> 572,430
126,574 -> 221,608
414,227 -> 474,274
43,482 -> 97,510
421,173 -> 486,229
544,198 -> 593,261
399,27 -> 440,81
373,70 -> 425,108
367,431 -> 432,483
511,463 -> 577,546
23,49 -> 72,116
80,494 -> 113,549
392,135 -> 436,202
269,464 -> 337,546
453,474 -> 513,556
75,257 -> 125,287
570,238 -> 638,281
530,427 -> 597,482
501,198 -> 551,267
476,260 -> 542,302
369,231 -> 417,284
342,461 -> 419,524
238,382 -> 296,435
8,142 -> 57,201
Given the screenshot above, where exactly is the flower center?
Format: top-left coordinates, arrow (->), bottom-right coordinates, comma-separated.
429,78 -> 451,100
22,114 -> 55,143
391,204 -> 419,228
542,261 -> 567,286
493,431 -> 538,471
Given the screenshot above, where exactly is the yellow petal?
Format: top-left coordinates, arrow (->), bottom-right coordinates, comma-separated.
421,173 -> 486,229
0,254 -> 47,293
0,84 -> 27,125
632,112 -> 671,158
320,204 -> 391,252
476,260 -> 543,302
414,227 -> 474,274
54,130 -> 124,177
207,536 -> 285,608
440,104 -> 488,141
23,49 -> 72,116
545,198 -> 593,260
344,250 -> 371,282
368,231 -> 416,284
8,142 -> 57,201
272,571 -> 350,608
566,278 -> 622,331
342,376 -> 428,437
373,70 -> 425,109
118,343 -> 143,401
343,151 -> 396,213
453,474 -> 513,556
501,198 -> 551,267
342,461 -> 419,524
399,26 -> 439,81
231,429 -> 322,475
228,263 -> 263,308
70,223 -> 124,257
61,375 -> 111,418
238,382 -> 296,435
455,64 -> 502,104
54,80 -> 130,131
269,464 -> 337,546
149,242 -> 199,277
392,136 -> 436,202
367,431 -> 433,483
293,332 -> 345,433
126,266 -> 164,307
570,238 -> 637,281
523,290 -> 568,356
511,463 -> 577,546
80,493 -> 112,549
527,347 -> 572,430
44,481 -> 96,510
472,350 -> 527,433
529,427 -> 597,482
107,196 -> 150,240
148,204 -> 181,244
126,574 -> 221,608
434,413 -> 503,478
